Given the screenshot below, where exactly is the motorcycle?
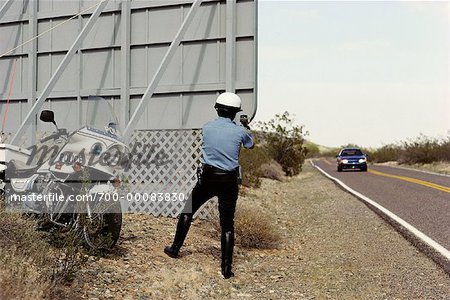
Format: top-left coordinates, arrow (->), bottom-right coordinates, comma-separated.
0,143 -> 32,194
5,96 -> 128,250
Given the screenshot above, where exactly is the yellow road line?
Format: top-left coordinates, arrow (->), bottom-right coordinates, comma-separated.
368,169 -> 450,194
322,159 -> 332,166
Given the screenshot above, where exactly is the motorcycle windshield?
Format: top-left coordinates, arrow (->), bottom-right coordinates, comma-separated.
85,96 -> 122,139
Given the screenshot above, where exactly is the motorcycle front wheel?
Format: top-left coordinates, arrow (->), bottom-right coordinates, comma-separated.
82,200 -> 122,251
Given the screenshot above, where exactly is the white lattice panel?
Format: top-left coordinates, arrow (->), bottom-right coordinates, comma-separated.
124,129 -> 217,219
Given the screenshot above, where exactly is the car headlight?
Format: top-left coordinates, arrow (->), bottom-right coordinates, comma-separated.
342,159 -> 349,164
358,158 -> 367,163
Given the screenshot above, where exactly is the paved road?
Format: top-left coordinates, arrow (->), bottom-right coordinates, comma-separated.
313,158 -> 450,252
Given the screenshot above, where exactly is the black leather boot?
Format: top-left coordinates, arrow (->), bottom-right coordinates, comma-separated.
221,230 -> 235,279
164,213 -> 192,258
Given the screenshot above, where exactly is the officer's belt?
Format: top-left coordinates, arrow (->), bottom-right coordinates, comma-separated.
203,164 -> 238,176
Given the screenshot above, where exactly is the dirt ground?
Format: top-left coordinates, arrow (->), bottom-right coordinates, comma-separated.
73,163 -> 450,299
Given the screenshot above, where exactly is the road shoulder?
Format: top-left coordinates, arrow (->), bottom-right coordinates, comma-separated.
75,163 -> 450,299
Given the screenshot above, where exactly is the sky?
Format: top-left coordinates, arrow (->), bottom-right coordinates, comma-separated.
255,0 -> 450,148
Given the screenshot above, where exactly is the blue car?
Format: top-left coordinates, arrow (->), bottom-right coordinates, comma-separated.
336,147 -> 368,172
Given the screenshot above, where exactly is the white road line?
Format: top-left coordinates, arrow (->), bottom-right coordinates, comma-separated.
311,160 -> 450,262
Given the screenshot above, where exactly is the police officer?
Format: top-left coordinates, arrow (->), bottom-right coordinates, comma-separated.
164,92 -> 254,279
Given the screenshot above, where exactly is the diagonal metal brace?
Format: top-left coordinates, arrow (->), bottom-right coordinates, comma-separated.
123,0 -> 204,141
11,0 -> 109,145
0,0 -> 13,20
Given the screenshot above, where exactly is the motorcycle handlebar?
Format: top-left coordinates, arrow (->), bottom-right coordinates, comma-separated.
40,133 -> 59,143
40,129 -> 68,143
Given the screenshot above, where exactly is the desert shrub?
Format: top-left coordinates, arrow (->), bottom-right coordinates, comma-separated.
340,143 -> 361,149
368,144 -> 403,163
439,137 -> 450,161
366,135 -> 450,165
318,147 -> 340,158
400,135 -> 449,164
257,112 -> 307,176
259,160 -> 284,181
235,204 -> 280,249
49,231 -> 88,283
239,145 -> 270,188
304,142 -> 320,158
211,203 -> 280,249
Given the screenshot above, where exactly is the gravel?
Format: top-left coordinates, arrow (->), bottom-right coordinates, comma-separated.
71,163 -> 450,299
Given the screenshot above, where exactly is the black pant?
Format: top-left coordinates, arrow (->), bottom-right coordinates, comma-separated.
182,173 -> 239,232
167,169 -> 239,275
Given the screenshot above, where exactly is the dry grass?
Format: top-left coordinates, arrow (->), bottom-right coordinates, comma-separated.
234,203 -> 281,249
0,209 -> 53,299
411,161 -> 450,175
210,202 -> 280,249
0,253 -> 51,300
0,199 -> 86,299
378,161 -> 450,176
259,160 -> 284,181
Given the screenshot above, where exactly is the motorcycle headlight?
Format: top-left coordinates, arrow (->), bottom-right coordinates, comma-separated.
358,158 -> 367,163
342,159 -> 349,164
91,143 -> 103,156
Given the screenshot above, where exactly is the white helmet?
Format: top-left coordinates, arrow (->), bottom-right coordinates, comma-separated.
215,92 -> 242,111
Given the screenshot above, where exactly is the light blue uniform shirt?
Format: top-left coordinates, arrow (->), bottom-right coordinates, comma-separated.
202,117 -> 254,171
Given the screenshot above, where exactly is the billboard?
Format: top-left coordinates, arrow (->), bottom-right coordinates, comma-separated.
0,0 -> 257,140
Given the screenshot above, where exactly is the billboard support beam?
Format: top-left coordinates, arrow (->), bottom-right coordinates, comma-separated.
11,0 -> 109,145
123,0 -> 204,141
0,0 -> 13,20
120,0 -> 131,127
27,0 -> 38,145
226,0 -> 236,93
